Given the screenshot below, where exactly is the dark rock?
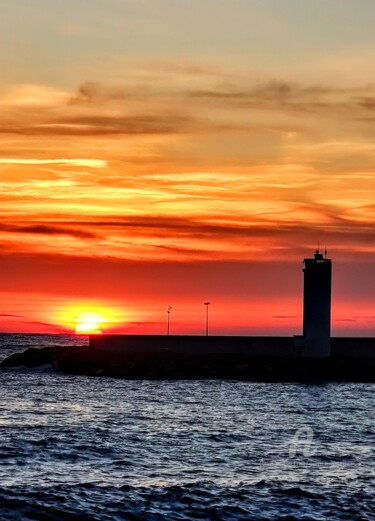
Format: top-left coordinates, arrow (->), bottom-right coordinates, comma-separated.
0,347 -> 54,368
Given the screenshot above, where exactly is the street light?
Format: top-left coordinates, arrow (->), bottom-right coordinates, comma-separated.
167,305 -> 172,337
204,302 -> 210,336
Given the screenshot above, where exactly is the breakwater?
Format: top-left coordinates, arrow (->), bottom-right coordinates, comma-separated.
90,334 -> 375,359
1,335 -> 375,381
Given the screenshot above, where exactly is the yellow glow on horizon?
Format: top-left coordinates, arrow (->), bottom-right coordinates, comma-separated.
75,312 -> 103,335
55,304 -> 126,335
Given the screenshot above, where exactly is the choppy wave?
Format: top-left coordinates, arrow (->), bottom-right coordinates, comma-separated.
0,480 -> 374,520
0,335 -> 374,520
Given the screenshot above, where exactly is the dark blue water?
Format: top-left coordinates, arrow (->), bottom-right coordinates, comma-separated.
0,335 -> 374,520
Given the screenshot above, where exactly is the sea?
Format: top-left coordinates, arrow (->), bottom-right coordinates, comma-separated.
0,334 -> 374,521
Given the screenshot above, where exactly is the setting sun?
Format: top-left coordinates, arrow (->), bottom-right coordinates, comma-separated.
75,312 -> 104,335
54,303 -> 126,335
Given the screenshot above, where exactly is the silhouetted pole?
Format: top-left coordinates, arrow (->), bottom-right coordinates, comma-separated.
204,302 -> 210,336
167,305 -> 172,337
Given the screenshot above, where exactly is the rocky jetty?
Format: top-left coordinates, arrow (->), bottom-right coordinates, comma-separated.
1,345 -> 375,381
0,347 -> 56,368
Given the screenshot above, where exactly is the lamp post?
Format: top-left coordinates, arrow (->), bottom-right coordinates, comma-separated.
167,305 -> 172,337
204,302 -> 210,336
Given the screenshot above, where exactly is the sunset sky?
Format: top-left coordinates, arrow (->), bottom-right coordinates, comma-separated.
0,0 -> 374,335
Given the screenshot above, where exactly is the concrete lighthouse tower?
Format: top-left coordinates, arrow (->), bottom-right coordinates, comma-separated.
303,248 -> 332,357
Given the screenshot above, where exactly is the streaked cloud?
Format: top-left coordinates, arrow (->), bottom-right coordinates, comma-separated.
0,115 -> 193,137
1,84 -> 68,107
187,80 -> 375,116
0,158 -> 107,168
69,82 -> 129,104
0,222 -> 98,240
